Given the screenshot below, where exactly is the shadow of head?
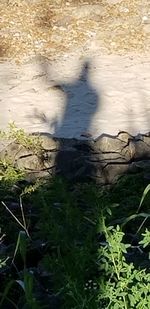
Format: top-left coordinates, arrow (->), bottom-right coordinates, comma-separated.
79,60 -> 92,82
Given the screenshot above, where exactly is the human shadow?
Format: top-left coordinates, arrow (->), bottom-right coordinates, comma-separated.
52,60 -> 99,140
45,59 -> 101,181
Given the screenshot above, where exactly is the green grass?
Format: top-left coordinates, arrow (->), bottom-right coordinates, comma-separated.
1,126 -> 150,308
0,172 -> 150,308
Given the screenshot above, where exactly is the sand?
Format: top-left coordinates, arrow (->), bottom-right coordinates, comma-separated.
0,48 -> 150,139
0,0 -> 150,139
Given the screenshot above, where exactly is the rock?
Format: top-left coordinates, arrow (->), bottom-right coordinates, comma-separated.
132,140 -> 150,159
134,160 -> 150,169
55,150 -> 84,179
16,154 -> 43,170
103,163 -> 130,184
117,132 -> 133,143
95,135 -> 126,153
0,142 -> 33,163
141,135 -> 150,146
41,135 -> 59,151
1,131 -> 150,185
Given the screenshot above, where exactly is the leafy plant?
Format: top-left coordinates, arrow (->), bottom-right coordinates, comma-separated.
98,221 -> 150,309
0,122 -> 42,153
1,125 -> 150,309
0,158 -> 25,186
17,271 -> 41,309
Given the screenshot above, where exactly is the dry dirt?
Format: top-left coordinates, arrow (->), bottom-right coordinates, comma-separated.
0,0 -> 150,139
0,0 -> 150,61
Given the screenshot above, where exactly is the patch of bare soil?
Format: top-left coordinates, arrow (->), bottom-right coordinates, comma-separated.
0,0 -> 150,62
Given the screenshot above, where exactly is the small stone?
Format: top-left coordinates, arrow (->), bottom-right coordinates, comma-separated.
110,42 -> 116,46
142,16 -> 150,24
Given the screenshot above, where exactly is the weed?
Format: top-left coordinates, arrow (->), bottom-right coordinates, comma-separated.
1,126 -> 150,308
98,222 -> 150,309
0,158 -> 25,186
0,122 -> 42,153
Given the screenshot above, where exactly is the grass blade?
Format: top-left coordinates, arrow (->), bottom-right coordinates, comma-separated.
0,280 -> 14,307
137,184 -> 150,213
1,201 -> 30,238
121,213 -> 150,228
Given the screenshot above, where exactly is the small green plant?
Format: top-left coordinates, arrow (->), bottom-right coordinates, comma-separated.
0,132 -> 150,309
0,122 -> 42,153
14,233 -> 40,309
139,228 -> 150,253
0,158 -> 25,186
0,229 -> 40,309
98,220 -> 150,309
21,271 -> 40,309
0,232 -> 9,269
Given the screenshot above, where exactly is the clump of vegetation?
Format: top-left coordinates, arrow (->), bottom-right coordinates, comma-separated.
0,158 -> 25,185
1,127 -> 150,308
98,224 -> 150,308
0,122 -> 42,153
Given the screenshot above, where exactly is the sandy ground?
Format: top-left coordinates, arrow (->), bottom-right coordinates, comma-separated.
0,0 -> 150,139
0,49 -> 150,139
